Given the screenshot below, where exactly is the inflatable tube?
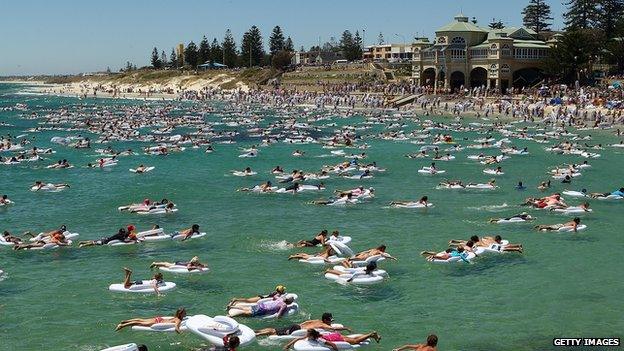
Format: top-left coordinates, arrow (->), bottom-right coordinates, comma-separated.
483,169 -> 504,175
136,208 -> 178,215
29,232 -> 79,243
495,217 -> 531,224
131,318 -> 188,333
30,184 -> 68,192
437,184 -> 464,189
562,190 -> 587,198
557,224 -> 588,232
232,171 -> 257,177
326,236 -> 352,246
0,237 -> 16,246
473,240 -> 510,255
253,303 -> 299,320
293,337 -> 369,351
186,315 -> 256,347
429,252 -> 476,264
329,241 -> 354,257
129,167 -> 155,173
552,207 -> 592,214
171,232 -> 206,241
108,281 -> 176,293
418,168 -> 445,175
390,202 -> 433,209
325,272 -> 386,285
267,324 -> 345,341
23,242 -> 72,250
135,228 -> 164,238
595,194 -> 624,201
159,265 -> 209,274
299,256 -> 346,265
229,294 -> 299,308
141,234 -> 173,242
465,184 -> 496,190
349,255 -> 386,268
99,343 -> 139,351
106,240 -> 140,246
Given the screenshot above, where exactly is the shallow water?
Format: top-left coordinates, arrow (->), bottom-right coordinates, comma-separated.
1,83 -> 623,351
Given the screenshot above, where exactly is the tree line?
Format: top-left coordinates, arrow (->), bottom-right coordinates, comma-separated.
147,25 -> 368,71
149,26 -> 294,70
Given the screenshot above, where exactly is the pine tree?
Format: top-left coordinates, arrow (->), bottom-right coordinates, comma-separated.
353,30 -> 363,60
169,48 -> 178,68
198,36 -> 210,65
564,0 -> 599,30
240,25 -> 265,67
150,47 -> 162,69
209,38 -> 223,64
269,25 -> 285,56
284,36 -> 294,52
184,41 -> 199,68
161,51 -> 167,67
489,18 -> 505,29
598,0 -> 624,38
522,0 -> 553,32
340,30 -> 355,60
377,32 -> 385,45
222,29 -> 238,67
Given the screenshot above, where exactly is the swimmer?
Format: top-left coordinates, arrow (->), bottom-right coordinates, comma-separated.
393,334 -> 438,351
227,296 -> 295,318
174,224 -> 200,241
294,229 -> 328,247
341,245 -> 397,268
283,328 -> 381,350
227,285 -> 287,308
115,307 -> 186,333
255,312 -> 350,336
121,267 -> 164,295
535,217 -> 581,232
288,245 -> 336,262
150,256 -> 207,271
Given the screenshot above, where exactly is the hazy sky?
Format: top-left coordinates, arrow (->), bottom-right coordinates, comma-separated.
0,0 -> 566,75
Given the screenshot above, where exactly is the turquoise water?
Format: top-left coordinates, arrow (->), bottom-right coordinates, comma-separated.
1,82 -> 623,351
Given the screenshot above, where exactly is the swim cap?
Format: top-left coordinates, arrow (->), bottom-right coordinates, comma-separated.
276,285 -> 286,293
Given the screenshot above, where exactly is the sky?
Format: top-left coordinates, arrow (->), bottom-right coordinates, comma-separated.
0,0 -> 566,76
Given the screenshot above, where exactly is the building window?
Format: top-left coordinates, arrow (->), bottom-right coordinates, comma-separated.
451,37 -> 466,45
450,49 -> 465,59
501,44 -> 511,57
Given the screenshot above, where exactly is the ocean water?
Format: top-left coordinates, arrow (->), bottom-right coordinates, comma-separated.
1,83 -> 623,351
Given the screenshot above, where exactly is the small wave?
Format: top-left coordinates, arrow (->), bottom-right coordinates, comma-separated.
258,240 -> 293,251
467,203 -> 508,212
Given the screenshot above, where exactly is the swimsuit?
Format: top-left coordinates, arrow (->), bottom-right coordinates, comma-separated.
322,333 -> 345,342
275,324 -> 301,335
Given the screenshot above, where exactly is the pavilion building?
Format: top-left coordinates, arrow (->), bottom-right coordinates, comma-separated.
411,13 -> 552,93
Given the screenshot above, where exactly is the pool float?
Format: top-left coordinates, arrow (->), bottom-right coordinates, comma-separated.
159,265 -> 210,274
131,318 -> 188,332
99,343 -> 140,351
186,315 -> 256,347
292,336 -> 370,351
171,232 -> 206,241
129,167 -> 155,173
389,202 -> 433,209
483,169 -> 504,175
108,281 -> 176,294
428,252 -> 476,264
